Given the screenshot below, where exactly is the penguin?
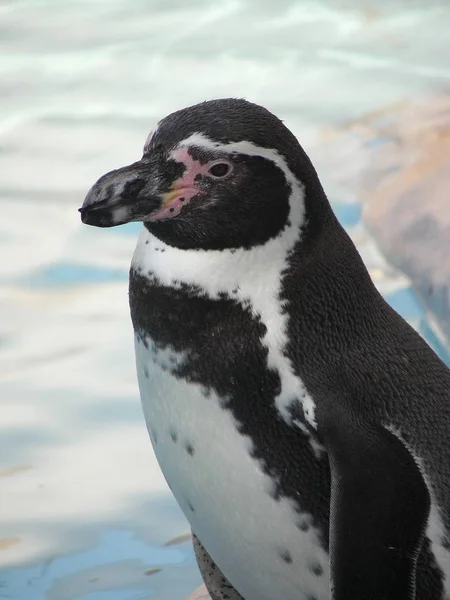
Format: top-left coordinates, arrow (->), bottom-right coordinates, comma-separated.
79,98 -> 450,600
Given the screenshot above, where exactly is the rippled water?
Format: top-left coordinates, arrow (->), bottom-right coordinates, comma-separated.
1,1 -> 450,599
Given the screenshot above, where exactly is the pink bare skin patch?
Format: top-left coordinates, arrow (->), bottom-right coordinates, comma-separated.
148,147 -> 212,222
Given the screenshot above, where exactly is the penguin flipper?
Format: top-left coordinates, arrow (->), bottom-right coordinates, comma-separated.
323,415 -> 430,600
192,532 -> 245,600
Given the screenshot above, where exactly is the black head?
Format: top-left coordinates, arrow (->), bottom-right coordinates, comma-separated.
79,98 -> 331,250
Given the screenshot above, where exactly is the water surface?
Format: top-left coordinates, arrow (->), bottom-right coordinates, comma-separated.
1,1 -> 449,598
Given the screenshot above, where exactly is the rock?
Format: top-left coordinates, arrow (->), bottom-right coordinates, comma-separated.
361,92 -> 450,343
186,584 -> 211,600
317,92 -> 450,344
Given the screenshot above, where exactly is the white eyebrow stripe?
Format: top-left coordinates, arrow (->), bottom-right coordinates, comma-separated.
176,133 -> 293,184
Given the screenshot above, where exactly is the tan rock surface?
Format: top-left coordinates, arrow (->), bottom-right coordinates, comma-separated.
186,584 -> 211,600
362,93 -> 450,341
318,92 -> 450,343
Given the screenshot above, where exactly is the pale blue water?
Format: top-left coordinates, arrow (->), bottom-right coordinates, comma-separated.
1,1 -> 449,599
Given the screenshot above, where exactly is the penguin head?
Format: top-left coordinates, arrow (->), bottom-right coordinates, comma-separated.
80,98 -> 331,250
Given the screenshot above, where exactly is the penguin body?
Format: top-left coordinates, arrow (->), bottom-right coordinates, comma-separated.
80,99 -> 450,600
130,229 -> 331,600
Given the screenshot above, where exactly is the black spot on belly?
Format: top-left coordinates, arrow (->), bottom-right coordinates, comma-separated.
187,500 -> 195,512
267,485 -> 281,501
219,395 -> 232,409
297,519 -> 310,532
170,429 -> 178,442
278,548 -> 293,564
308,560 -> 323,576
185,442 -> 195,456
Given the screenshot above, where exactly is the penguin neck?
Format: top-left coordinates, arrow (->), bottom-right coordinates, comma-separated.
132,181 -> 335,296
136,176 -> 299,285
132,206 -> 308,298
282,216 -> 384,368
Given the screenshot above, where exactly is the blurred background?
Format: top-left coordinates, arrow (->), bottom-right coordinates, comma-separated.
1,1 -> 449,599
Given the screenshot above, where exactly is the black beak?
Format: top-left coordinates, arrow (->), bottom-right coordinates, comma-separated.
79,159 -> 162,228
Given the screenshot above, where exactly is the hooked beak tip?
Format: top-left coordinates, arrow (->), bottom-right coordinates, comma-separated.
78,207 -> 92,225
79,162 -> 149,228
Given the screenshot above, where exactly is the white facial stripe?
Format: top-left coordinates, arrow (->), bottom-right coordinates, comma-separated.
176,133 -> 296,186
132,134 -> 317,429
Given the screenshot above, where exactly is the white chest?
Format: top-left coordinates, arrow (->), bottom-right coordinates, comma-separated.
135,335 -> 330,600
130,227 -> 318,429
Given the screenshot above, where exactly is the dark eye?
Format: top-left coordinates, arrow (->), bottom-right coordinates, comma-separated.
208,162 -> 232,178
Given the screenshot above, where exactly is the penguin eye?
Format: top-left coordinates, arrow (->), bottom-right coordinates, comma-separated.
208,162 -> 232,178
